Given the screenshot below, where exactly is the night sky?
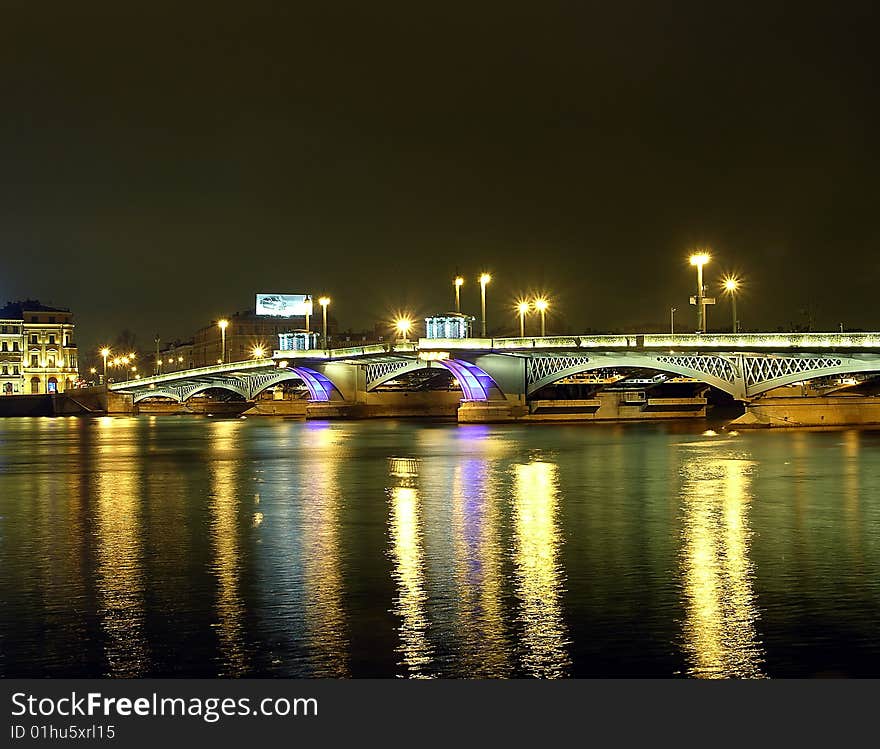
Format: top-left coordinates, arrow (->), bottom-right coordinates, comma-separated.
2,2 -> 879,362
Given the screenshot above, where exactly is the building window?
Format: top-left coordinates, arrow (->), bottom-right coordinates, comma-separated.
30,377 -> 40,394
1,366 -> 6,375
48,335 -> 55,344
0,325 -> 5,333
29,334 -> 37,345
47,377 -> 58,393
30,354 -> 39,367
13,342 -> 19,351
1,342 -> 6,352
13,365 -> 19,375
48,355 -> 56,368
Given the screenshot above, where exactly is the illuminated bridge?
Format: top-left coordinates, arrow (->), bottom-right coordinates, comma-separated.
107,332 -> 880,421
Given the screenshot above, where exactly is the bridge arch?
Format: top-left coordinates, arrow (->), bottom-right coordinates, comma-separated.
526,354 -> 741,397
365,358 -> 503,400
133,389 -> 183,404
248,366 -> 343,401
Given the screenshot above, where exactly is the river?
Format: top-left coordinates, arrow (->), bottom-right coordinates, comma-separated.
1,416 -> 879,678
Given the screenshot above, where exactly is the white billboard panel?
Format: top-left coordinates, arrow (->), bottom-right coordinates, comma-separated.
256,294 -> 312,317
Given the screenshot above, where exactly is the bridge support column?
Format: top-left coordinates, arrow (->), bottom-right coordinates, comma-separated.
452,354 -> 528,422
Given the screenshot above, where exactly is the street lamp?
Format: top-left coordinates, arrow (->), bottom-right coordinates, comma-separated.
100,347 -> 110,384
534,297 -> 549,337
218,319 -> 229,363
689,253 -> 710,333
670,307 -> 677,335
516,300 -> 531,337
722,276 -> 740,333
394,316 -> 413,342
304,295 -> 312,332
252,345 -> 266,359
479,273 -> 491,337
319,297 -> 331,350
454,276 -> 464,313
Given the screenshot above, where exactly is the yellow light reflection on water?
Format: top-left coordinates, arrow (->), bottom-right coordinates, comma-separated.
513,460 -> 570,678
208,420 -> 247,676
388,458 -> 434,677
680,442 -> 764,678
301,426 -> 349,676
95,421 -> 148,676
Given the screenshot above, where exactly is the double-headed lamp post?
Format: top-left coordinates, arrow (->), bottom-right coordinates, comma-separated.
479,273 -> 491,337
534,297 -> 549,337
218,319 -> 229,363
722,276 -> 740,333
689,253 -> 710,333
516,300 -> 531,337
319,297 -> 331,350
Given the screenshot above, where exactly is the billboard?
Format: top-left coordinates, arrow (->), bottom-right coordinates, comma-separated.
256,294 -> 313,317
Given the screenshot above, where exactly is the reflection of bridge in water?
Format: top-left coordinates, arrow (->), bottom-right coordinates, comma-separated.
107,333 -> 880,424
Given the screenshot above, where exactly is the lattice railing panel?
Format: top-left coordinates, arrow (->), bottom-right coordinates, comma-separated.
527,356 -> 592,386
655,355 -> 736,383
365,360 -> 413,386
743,356 -> 842,387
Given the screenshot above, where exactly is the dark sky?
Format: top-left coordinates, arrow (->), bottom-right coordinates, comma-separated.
2,2 -> 879,361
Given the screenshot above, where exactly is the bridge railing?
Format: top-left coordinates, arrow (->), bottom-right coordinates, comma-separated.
274,342 -> 418,360
109,358 -> 274,390
420,333 -> 880,351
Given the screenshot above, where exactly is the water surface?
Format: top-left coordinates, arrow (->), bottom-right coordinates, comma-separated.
1,416 -> 879,678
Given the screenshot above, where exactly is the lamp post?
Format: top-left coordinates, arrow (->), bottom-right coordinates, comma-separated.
252,345 -> 265,359
722,277 -> 740,333
689,253 -> 710,333
670,307 -> 676,335
479,273 -> 491,337
319,297 -> 330,350
454,276 -> 464,313
516,301 -> 530,337
218,319 -> 229,363
304,295 -> 312,332
534,297 -> 549,337
100,347 -> 110,385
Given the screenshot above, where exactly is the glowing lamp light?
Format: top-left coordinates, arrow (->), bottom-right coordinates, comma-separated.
100,347 -> 111,358
318,297 -> 330,307
252,346 -> 266,359
723,277 -> 740,293
218,319 -> 229,331
516,300 -> 531,315
534,298 -> 549,312
394,317 -> 413,339
689,253 -> 710,267
479,273 -> 491,286
454,276 -> 464,287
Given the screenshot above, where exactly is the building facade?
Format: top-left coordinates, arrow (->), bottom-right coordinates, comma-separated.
0,301 -> 79,394
157,309 -> 338,371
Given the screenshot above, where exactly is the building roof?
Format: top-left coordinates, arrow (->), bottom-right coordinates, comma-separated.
0,300 -> 72,319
